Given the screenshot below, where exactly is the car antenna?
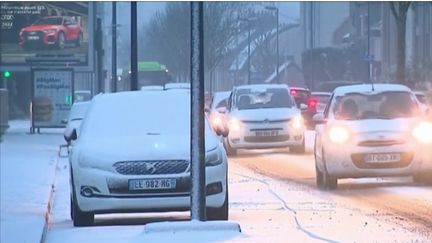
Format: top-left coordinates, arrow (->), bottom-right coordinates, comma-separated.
370,78 -> 375,92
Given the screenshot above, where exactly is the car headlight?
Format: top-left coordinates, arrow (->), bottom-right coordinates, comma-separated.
43,29 -> 57,34
206,148 -> 222,166
229,118 -> 242,133
211,114 -> 223,128
328,125 -> 350,144
412,121 -> 432,144
290,115 -> 304,130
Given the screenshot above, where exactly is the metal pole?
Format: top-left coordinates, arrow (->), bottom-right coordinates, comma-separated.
130,2 -> 138,91
190,1 -> 206,221
367,2 -> 371,82
276,8 -> 279,84
112,2 -> 117,92
247,24 -> 251,85
96,17 -> 103,93
310,2 -> 314,90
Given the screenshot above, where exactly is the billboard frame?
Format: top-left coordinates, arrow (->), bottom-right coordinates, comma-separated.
30,67 -> 74,133
0,2 -> 95,73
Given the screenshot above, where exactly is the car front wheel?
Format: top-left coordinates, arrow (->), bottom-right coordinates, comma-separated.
319,149 -> 338,190
71,183 -> 94,226
413,172 -> 432,184
206,189 -> 228,220
290,138 -> 305,154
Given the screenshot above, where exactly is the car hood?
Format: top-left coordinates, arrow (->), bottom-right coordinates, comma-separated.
330,118 -> 420,134
77,132 -> 220,163
230,108 -> 300,121
22,25 -> 60,32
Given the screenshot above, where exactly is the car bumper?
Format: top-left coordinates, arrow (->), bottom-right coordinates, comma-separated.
19,32 -> 58,46
323,142 -> 432,178
72,163 -> 227,213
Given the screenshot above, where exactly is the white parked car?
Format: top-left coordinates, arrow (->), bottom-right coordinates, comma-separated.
63,101 -> 90,142
314,84 -> 432,189
224,84 -> 306,155
65,90 -> 229,226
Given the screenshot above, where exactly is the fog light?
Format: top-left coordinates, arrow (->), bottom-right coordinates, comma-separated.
206,182 -> 222,196
80,186 -> 94,197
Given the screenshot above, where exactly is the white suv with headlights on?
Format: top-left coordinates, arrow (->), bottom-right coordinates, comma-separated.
314,84 -> 432,190
65,90 -> 229,226
224,84 -> 305,155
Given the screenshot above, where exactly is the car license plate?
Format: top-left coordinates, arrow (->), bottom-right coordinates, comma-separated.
28,36 -> 39,40
256,130 -> 279,137
364,153 -> 401,163
128,178 -> 176,190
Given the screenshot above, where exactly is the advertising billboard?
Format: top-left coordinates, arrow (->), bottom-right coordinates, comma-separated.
31,69 -> 73,130
1,2 -> 89,65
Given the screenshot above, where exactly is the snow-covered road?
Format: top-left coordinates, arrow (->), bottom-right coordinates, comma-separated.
43,131 -> 432,242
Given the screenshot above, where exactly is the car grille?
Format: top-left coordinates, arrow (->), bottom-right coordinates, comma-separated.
242,119 -> 290,124
358,140 -> 404,147
113,160 -> 189,175
244,135 -> 290,143
351,152 -> 414,169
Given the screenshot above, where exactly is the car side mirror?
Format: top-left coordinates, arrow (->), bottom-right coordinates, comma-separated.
312,112 -> 326,124
64,127 -> 77,143
204,107 -> 211,114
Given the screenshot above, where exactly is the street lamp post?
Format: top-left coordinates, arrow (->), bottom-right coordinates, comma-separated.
265,6 -> 279,84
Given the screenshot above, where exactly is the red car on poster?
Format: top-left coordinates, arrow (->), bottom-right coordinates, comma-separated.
19,16 -> 83,50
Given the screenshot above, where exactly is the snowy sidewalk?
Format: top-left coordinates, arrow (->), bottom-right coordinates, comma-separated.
1,120 -> 64,243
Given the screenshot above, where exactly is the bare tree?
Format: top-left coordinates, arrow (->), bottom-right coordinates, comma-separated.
389,2 -> 411,85
142,2 -> 252,81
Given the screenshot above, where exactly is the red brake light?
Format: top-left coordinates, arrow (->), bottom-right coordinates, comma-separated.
308,98 -> 317,109
290,89 -> 297,96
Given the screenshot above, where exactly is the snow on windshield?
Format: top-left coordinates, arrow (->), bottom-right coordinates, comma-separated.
235,88 -> 294,110
334,91 -> 420,120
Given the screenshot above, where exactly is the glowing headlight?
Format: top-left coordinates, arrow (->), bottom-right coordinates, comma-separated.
43,29 -> 57,34
412,122 -> 432,144
229,118 -> 242,132
290,115 -> 304,130
205,148 -> 222,166
211,114 -> 223,128
328,126 -> 350,144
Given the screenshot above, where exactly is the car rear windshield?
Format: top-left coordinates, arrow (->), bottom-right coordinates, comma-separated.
235,88 -> 293,110
290,89 -> 310,107
34,17 -> 63,25
314,94 -> 331,104
334,91 -> 420,120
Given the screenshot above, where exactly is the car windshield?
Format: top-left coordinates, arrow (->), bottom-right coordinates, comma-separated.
33,17 -> 63,25
334,91 -> 420,120
235,88 -> 293,110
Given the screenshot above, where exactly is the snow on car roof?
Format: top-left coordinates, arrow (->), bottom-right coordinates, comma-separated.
235,84 -> 289,92
333,83 -> 412,96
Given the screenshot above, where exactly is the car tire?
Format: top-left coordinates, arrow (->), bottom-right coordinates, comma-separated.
315,165 -> 325,189
71,181 -> 94,226
75,32 -> 83,47
57,32 -> 65,49
321,149 -> 338,190
290,138 -> 305,154
413,172 -> 432,184
206,189 -> 228,220
224,139 -> 237,157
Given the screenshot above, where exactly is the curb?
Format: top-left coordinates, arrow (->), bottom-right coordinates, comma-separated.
39,149 -> 61,243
